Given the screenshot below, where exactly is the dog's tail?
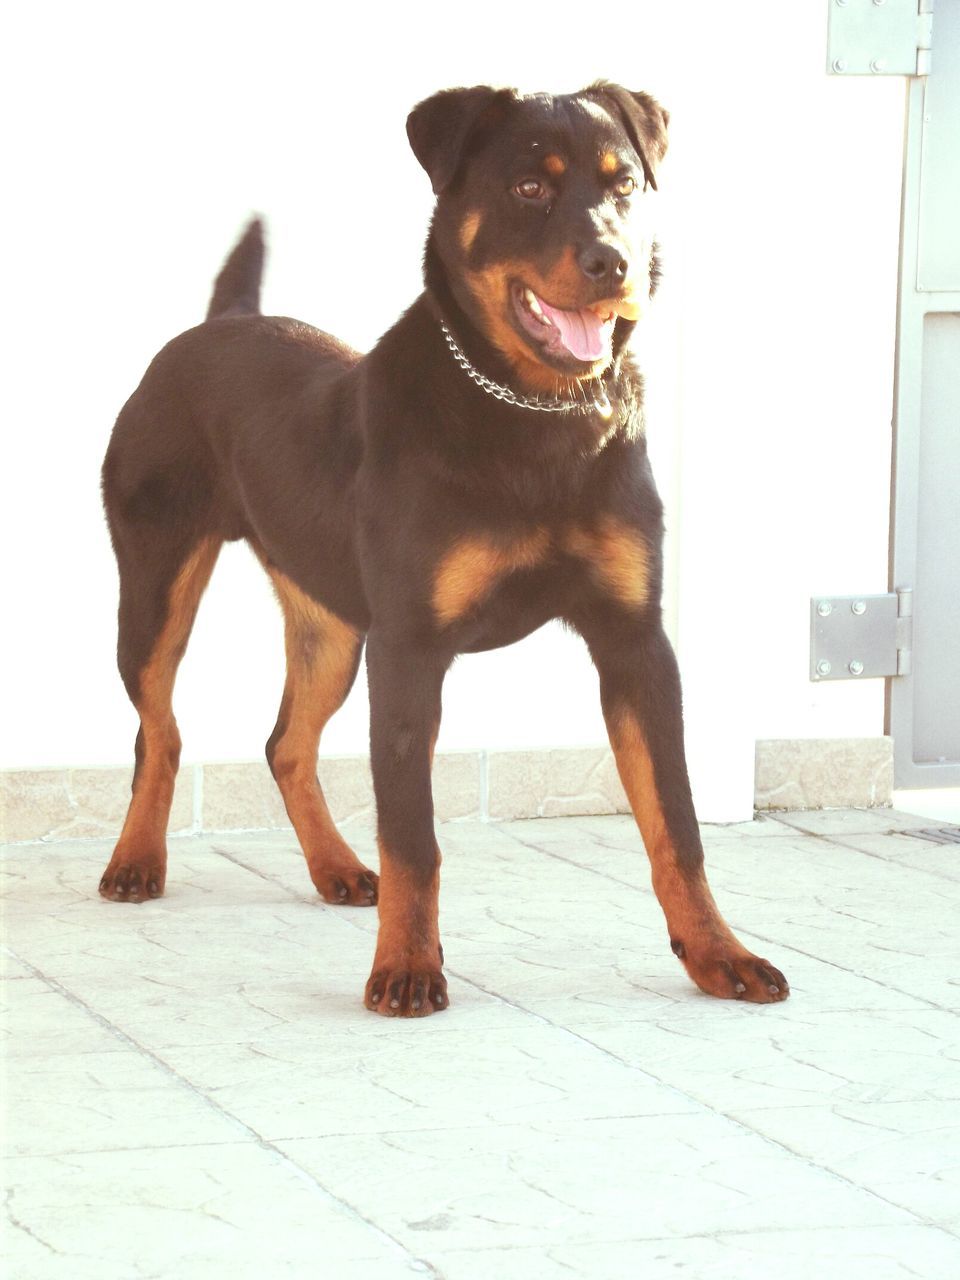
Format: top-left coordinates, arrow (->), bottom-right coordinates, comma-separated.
205,217 -> 265,320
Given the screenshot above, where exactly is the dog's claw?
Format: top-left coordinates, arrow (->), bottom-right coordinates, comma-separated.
99,854 -> 165,904
312,867 -> 379,907
365,964 -> 447,1017
674,935 -> 789,1003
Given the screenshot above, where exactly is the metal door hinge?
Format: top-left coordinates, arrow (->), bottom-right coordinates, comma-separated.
827,0 -> 933,77
810,588 -> 913,681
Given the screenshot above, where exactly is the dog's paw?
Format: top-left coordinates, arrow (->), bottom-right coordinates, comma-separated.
364,964 -> 448,1017
672,934 -> 789,1003
99,854 -> 165,903
313,866 -> 379,906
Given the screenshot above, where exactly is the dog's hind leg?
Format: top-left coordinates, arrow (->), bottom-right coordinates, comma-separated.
262,560 -> 378,906
100,535 -> 222,901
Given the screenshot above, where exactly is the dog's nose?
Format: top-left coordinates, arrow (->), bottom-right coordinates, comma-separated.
577,243 -> 629,289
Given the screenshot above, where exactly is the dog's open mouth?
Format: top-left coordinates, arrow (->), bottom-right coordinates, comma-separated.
512,283 -> 622,367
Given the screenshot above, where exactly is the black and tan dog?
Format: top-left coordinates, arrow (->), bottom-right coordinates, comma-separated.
100,83 -> 788,1015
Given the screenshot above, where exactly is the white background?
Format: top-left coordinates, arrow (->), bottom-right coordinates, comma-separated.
1,2 -> 904,819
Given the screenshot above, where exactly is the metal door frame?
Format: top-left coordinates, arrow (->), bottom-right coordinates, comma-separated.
886,71 -> 960,787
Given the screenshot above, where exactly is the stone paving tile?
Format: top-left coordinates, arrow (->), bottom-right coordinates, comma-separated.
575,1006 -> 960,1111
157,1020 -> 698,1142
828,827 -> 960,884
3,810 -> 960,1279
766,808 -> 937,836
2,977 -> 132,1058
2,1144 -> 421,1280
278,1112 -> 914,1252
432,1226 -> 960,1280
725,1099 -> 960,1225
5,1041 -> 245,1158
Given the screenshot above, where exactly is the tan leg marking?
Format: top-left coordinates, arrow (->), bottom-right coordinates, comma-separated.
608,709 -> 722,939
263,562 -> 377,905
608,710 -> 789,1002
365,843 -> 446,1016
432,530 -> 550,626
564,519 -> 650,609
101,537 -> 222,901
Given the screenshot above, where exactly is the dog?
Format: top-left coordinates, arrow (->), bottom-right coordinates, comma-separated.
100,83 -> 789,1015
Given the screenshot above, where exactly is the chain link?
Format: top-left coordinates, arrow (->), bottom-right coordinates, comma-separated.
439,322 -> 611,416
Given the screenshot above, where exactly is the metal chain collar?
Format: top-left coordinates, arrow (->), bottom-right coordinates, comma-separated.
439,321 -> 612,417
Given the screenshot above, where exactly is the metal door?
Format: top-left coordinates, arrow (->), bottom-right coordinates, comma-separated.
888,1 -> 960,787
826,0 -> 959,787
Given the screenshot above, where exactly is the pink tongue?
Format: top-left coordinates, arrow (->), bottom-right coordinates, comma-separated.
537,297 -> 610,361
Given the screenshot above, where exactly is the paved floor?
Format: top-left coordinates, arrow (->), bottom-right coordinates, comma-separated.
3,808 -> 959,1279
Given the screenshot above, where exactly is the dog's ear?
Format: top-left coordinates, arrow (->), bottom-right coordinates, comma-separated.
407,86 -> 516,195
583,83 -> 669,191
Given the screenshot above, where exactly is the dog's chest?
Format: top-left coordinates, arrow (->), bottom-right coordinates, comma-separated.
431,517 -> 650,638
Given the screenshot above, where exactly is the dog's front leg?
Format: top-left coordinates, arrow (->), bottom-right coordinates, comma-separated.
364,630 -> 448,1016
576,609 -> 789,1003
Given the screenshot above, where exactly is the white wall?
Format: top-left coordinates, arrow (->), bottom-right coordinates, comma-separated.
1,2 -> 904,819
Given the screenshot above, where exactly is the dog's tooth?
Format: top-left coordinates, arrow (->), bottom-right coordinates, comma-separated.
524,288 -> 549,323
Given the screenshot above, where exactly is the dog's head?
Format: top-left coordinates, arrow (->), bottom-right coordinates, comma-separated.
408,83 -> 668,393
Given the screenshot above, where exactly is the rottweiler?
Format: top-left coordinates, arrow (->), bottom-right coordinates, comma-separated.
100,83 -> 789,1015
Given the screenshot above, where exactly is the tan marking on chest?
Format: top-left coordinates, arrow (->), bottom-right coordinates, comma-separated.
432,530 -> 550,625
564,519 -> 650,609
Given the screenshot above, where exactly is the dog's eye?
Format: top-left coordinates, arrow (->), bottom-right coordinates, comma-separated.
614,176 -> 637,198
514,179 -> 547,201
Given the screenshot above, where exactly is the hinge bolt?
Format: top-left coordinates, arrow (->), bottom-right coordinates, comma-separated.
832,58 -> 847,73
817,660 -> 833,677
849,660 -> 864,676
870,58 -> 887,73
817,601 -> 833,617
851,600 -> 866,615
